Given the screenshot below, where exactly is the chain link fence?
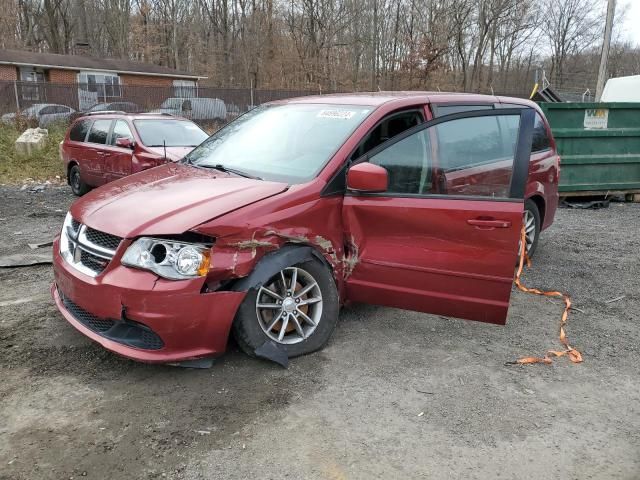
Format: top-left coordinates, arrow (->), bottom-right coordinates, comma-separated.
0,80 -> 324,128
0,78 -> 538,131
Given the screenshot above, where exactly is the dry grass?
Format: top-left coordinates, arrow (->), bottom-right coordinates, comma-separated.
0,123 -> 67,183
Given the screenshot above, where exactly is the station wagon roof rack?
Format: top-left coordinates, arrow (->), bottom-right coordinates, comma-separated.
84,110 -> 126,116
137,112 -> 175,116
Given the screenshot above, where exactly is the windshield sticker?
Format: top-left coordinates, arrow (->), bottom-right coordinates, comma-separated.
317,109 -> 356,120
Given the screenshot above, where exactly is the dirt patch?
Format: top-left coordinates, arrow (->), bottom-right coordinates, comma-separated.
1,186 -> 639,479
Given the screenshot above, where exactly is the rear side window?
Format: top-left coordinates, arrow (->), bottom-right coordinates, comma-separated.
69,120 -> 90,142
532,113 -> 551,152
87,119 -> 112,144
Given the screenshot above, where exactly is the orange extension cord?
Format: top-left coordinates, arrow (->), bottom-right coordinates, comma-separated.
511,227 -> 583,365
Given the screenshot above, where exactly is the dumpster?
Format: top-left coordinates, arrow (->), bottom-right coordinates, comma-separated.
539,102 -> 640,197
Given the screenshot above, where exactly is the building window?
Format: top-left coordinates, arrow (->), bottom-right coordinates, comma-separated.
173,79 -> 196,98
19,68 -> 45,101
78,71 -> 122,100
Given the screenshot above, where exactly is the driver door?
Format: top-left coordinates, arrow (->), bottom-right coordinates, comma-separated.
342,108 -> 534,324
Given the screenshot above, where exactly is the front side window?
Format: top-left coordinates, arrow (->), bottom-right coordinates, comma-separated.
370,130 -> 431,194
350,110 -> 423,161
110,120 -> 134,146
133,119 -> 208,147
367,113 -> 522,198
185,104 -> 372,183
435,115 -> 519,197
87,119 -> 112,144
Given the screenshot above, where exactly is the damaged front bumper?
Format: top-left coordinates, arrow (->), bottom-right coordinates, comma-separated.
51,236 -> 246,363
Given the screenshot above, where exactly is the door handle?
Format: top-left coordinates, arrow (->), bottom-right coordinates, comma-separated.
467,218 -> 512,228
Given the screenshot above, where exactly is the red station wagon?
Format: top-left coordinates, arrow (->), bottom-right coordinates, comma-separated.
51,92 -> 559,363
60,112 -> 209,195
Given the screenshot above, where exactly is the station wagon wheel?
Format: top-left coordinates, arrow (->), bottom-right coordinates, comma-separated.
232,257 -> 340,358
255,267 -> 323,345
69,164 -> 89,196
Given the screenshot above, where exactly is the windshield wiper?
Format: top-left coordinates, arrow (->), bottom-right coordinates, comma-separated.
197,163 -> 262,180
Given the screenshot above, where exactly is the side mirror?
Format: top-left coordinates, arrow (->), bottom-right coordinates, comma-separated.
346,162 -> 388,193
115,137 -> 134,149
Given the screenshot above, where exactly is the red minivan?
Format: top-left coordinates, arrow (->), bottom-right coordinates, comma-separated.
51,92 -> 559,363
60,113 -> 208,196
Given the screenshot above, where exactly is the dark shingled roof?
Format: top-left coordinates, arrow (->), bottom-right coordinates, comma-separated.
0,49 -> 205,79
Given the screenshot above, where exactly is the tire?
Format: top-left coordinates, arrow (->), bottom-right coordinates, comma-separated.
232,258 -> 340,358
523,199 -> 541,258
69,164 -> 89,196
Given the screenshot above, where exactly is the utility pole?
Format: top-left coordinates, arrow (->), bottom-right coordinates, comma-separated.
595,0 -> 616,101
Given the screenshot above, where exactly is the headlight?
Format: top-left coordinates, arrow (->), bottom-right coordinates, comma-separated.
59,212 -> 78,264
121,237 -> 211,280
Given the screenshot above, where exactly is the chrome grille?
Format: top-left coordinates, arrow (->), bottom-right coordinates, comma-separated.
61,221 -> 122,277
80,249 -> 110,274
85,227 -> 122,251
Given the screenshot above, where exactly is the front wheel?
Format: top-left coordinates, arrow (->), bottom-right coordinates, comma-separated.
232,259 -> 339,358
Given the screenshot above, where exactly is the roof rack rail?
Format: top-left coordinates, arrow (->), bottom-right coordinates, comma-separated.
84,110 -> 126,116
138,112 -> 174,116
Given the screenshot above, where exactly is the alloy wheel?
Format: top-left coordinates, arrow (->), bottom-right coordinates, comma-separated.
523,209 -> 536,254
255,267 -> 323,345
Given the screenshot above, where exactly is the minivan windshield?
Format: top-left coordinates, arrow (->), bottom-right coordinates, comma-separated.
184,104 -> 372,183
134,119 -> 208,147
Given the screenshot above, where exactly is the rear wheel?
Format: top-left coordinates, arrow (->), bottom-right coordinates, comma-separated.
523,199 -> 541,258
233,259 -> 339,358
69,164 -> 89,196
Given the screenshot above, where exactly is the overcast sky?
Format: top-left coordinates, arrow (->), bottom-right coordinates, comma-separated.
618,0 -> 640,45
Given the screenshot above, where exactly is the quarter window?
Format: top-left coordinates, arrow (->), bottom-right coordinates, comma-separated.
87,120 -> 112,144
69,120 -> 90,142
110,120 -> 133,146
532,113 -> 551,152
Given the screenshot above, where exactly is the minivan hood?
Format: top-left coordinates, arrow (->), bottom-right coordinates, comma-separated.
70,163 -> 288,238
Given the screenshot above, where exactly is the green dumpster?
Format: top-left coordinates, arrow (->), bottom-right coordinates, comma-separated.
539,102 -> 640,196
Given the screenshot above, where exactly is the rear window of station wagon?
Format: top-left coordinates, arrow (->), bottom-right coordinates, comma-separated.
69,120 -> 91,142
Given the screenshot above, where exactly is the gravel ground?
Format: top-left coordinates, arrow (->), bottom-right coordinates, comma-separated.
0,185 -> 639,480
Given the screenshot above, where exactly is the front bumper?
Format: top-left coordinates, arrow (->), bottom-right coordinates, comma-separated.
51,236 -> 245,363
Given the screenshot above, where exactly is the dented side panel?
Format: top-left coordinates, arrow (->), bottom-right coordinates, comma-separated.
194,192 -> 351,297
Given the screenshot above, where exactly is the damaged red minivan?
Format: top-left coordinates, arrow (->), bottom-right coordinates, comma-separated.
51,92 -> 559,363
